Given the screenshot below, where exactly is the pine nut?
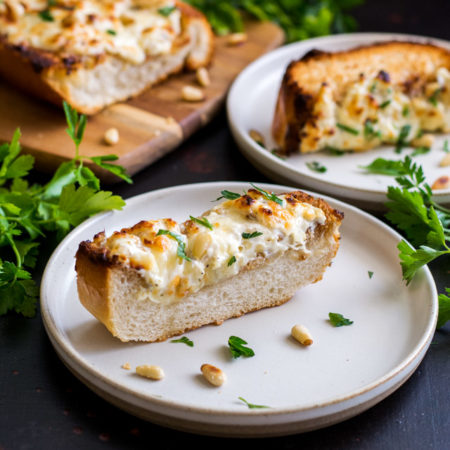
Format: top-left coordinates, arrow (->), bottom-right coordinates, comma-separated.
196,67 -> 210,87
411,133 -> 434,148
249,129 -> 265,148
181,85 -> 205,102
104,127 -> 119,145
291,324 -> 313,346
439,153 -> 450,167
121,362 -> 131,370
227,33 -> 247,46
431,175 -> 450,190
201,364 -> 226,386
136,365 -> 164,380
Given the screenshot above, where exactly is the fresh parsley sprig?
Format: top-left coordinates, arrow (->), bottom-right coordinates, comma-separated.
156,229 -> 191,262
329,312 -> 353,327
0,103 -> 129,317
238,397 -> 269,409
250,183 -> 283,206
215,190 -> 241,201
190,215 -> 213,230
171,336 -> 194,347
228,336 -> 255,358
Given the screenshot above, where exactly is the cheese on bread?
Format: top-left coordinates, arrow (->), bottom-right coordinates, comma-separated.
0,0 -> 214,113
272,42 -> 450,154
76,188 -> 343,342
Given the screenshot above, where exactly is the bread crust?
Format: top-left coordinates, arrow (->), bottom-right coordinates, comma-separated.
272,41 -> 450,154
75,191 -> 343,342
0,1 -> 214,114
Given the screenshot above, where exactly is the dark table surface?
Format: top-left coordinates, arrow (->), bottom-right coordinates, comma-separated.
1,1 -> 450,449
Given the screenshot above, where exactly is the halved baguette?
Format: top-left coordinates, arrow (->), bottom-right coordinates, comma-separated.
273,41 -> 450,154
0,1 -> 213,114
75,189 -> 343,342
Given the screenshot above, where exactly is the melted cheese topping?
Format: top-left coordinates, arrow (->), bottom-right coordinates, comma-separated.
0,0 -> 181,64
93,190 -> 327,305
300,68 -> 450,153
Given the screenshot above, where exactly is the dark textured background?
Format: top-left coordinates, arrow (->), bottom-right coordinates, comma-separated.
1,1 -> 449,449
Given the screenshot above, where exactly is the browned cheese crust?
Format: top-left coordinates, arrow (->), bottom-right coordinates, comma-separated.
272,41 -> 450,154
0,1 -> 214,113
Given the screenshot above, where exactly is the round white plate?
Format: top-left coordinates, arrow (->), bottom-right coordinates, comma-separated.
227,33 -> 450,209
41,182 -> 438,437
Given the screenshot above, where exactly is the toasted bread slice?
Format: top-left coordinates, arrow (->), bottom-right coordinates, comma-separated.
0,1 -> 213,114
273,42 -> 450,154
75,189 -> 343,342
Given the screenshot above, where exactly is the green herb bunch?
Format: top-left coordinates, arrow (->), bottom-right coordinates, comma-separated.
185,0 -> 364,42
380,156 -> 450,328
0,102 -> 130,318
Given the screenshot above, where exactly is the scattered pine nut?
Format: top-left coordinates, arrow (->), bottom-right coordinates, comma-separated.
121,362 -> 131,370
181,85 -> 205,102
431,175 -> 450,190
7,1 -> 25,21
136,365 -> 164,380
196,67 -> 210,87
439,153 -> 450,167
249,129 -> 265,148
201,364 -> 226,387
291,324 -> 313,346
227,32 -> 247,46
411,133 -> 434,148
104,127 -> 119,145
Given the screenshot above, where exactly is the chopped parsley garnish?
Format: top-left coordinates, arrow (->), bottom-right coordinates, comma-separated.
444,140 -> 449,153
428,87 -> 443,107
364,119 -> 382,141
158,6 -> 177,16
395,124 -> 411,153
328,312 -> 353,327
368,271 -> 374,279
171,336 -> 194,347
190,215 -> 213,230
106,29 -> 117,36
271,149 -> 286,160
359,158 -> 408,176
227,255 -> 236,266
402,105 -> 410,117
326,147 -> 346,156
238,397 -> 269,409
411,146 -> 431,157
337,123 -> 359,135
242,231 -> 263,239
156,229 -> 191,261
215,190 -> 241,201
379,100 -> 391,109
370,82 -> 377,93
39,9 -> 54,22
306,161 -> 327,173
228,336 -> 255,358
250,183 -> 283,206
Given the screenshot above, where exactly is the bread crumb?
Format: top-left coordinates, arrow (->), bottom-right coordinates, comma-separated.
104,128 -> 119,145
227,33 -> 247,46
196,67 -> 210,87
181,85 -> 205,102
121,362 -> 131,370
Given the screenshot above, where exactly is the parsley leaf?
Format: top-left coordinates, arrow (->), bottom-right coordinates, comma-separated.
428,88 -> 443,107
444,140 -> 449,153
337,123 -> 359,135
227,255 -> 236,266
156,229 -> 191,261
379,100 -> 391,109
437,289 -> 450,329
306,161 -> 327,173
158,6 -> 177,16
411,146 -> 431,157
189,215 -> 213,230
250,183 -> 283,206
242,231 -> 262,239
90,155 -> 133,184
395,124 -> 411,153
228,336 -> 255,358
329,312 -> 353,327
215,190 -> 241,201
368,271 -> 374,279
360,158 -> 407,176
106,29 -> 117,36
238,397 -> 269,409
171,336 -> 194,347
39,9 -> 54,22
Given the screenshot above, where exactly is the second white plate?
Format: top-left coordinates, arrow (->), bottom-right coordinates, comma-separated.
227,33 -> 450,209
41,182 -> 437,437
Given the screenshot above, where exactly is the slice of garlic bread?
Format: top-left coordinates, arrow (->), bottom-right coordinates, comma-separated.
76,188 -> 343,342
272,42 -> 450,154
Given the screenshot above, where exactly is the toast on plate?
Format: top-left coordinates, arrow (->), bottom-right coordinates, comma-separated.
0,0 -> 214,114
272,42 -> 450,154
75,188 -> 343,342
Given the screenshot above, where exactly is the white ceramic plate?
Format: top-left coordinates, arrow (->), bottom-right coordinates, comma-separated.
227,33 -> 450,209
41,182 -> 437,437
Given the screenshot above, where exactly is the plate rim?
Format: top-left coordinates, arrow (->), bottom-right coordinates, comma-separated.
40,181 -> 438,420
226,32 -> 450,203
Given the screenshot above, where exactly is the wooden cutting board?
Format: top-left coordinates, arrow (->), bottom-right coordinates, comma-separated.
0,21 -> 284,182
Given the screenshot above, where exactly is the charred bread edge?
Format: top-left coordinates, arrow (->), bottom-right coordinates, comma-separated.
272,41 -> 450,154
0,1 -> 214,113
